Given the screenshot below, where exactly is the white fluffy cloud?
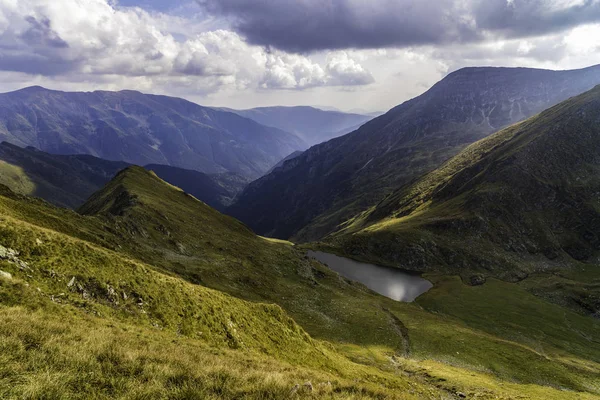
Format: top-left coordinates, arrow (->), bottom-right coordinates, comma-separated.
0,0 -> 599,112
0,0 -> 375,94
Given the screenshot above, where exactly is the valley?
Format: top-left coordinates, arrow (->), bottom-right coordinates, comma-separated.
1,160 -> 599,398
0,54 -> 599,399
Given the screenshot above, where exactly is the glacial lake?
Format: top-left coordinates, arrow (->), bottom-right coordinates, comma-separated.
307,251 -> 433,302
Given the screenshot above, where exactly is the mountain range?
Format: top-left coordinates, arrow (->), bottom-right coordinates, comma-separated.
228,64 -> 600,241
221,106 -> 374,146
0,142 -> 246,210
3,63 -> 600,399
0,86 -> 306,179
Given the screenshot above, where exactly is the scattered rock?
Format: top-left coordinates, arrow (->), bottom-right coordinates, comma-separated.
0,245 -> 18,259
35,238 -> 43,245
0,270 -> 12,280
290,384 -> 300,395
67,277 -> 76,287
0,244 -> 31,271
469,274 -> 486,286
106,284 -> 117,299
303,382 -> 313,392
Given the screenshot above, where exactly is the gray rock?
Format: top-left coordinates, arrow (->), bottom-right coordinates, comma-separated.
469,274 -> 486,286
303,382 -> 313,392
0,270 -> 12,280
290,384 -> 300,395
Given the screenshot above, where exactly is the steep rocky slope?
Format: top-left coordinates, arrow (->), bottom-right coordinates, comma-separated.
229,65 -> 600,241
0,86 -> 306,178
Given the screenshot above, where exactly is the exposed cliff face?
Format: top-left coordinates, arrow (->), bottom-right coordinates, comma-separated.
0,87 -> 306,179
228,65 -> 600,241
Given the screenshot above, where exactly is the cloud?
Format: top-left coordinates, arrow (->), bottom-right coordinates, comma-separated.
325,52 -> 375,86
197,0 -> 600,52
0,0 -> 375,93
21,16 -> 68,48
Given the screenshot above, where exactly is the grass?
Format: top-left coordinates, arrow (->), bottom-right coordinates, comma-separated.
0,307 -> 434,400
0,160 -> 35,197
1,168 -> 600,398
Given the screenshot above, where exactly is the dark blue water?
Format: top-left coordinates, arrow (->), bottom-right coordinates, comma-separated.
308,251 -> 433,302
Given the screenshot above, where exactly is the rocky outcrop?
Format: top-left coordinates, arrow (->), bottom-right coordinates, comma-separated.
0,244 -> 30,271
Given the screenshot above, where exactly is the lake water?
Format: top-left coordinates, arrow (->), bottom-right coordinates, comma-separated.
307,251 -> 433,302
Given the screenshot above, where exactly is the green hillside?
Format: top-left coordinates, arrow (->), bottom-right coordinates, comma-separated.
325,86 -> 600,316
1,167 -> 599,398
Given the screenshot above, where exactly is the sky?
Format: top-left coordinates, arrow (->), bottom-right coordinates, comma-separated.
0,0 -> 600,112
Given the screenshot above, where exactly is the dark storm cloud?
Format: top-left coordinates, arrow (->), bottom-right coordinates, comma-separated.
0,15 -> 73,76
20,16 -> 69,48
196,0 -> 600,52
475,0 -> 600,38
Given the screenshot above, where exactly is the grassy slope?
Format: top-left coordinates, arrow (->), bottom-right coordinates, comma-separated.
327,87 -> 600,285
1,168 -> 599,398
0,206 -> 437,399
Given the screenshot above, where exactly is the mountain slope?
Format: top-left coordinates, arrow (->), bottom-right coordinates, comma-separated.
0,142 -> 247,210
145,164 -> 248,211
0,141 -> 128,208
327,85 -> 600,307
228,64 -> 600,241
224,106 -> 373,146
265,150 -> 303,174
0,86 -> 306,179
1,167 -> 600,396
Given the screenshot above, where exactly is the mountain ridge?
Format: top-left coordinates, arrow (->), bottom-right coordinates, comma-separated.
0,86 -> 306,179
221,105 -> 373,146
228,64 -> 600,241
0,142 -> 248,210
326,85 -> 600,295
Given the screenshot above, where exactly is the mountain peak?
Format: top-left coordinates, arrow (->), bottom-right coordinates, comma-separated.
3,85 -> 53,95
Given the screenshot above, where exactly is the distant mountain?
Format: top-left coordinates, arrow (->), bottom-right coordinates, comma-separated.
327,86 -> 600,313
223,106 -> 373,146
348,109 -> 385,117
228,64 -> 600,241
0,142 -> 247,210
0,86 -> 306,179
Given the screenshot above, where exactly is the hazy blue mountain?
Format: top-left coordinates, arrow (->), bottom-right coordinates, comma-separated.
222,106 -> 373,146
228,64 -> 600,241
0,86 -> 306,179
